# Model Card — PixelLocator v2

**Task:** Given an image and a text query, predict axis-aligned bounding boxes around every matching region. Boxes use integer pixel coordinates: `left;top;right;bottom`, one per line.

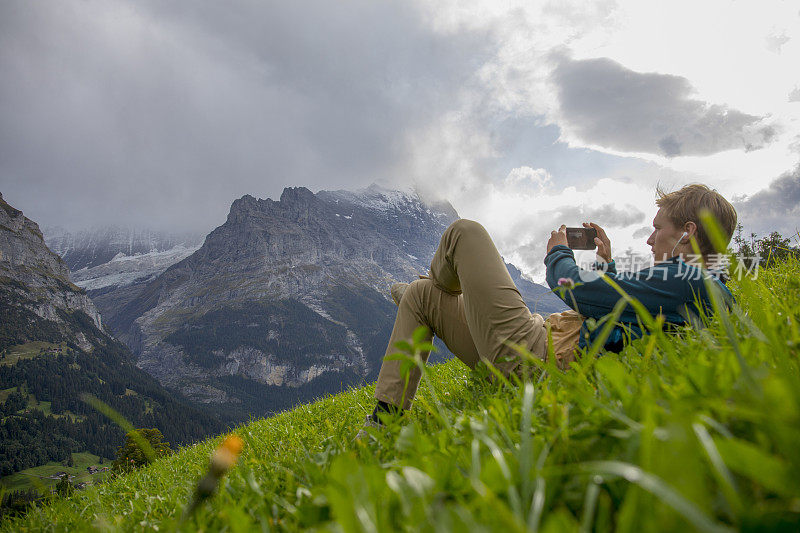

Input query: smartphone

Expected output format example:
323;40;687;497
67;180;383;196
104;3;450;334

566;227;597;250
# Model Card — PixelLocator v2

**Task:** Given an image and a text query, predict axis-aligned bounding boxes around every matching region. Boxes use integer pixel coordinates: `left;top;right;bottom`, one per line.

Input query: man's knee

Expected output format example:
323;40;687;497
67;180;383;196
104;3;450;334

397;278;435;330
446;218;486;237
402;278;434;308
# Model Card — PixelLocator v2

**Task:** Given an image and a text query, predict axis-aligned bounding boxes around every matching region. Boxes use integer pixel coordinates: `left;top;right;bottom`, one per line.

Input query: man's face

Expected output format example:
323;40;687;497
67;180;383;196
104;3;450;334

646;208;685;263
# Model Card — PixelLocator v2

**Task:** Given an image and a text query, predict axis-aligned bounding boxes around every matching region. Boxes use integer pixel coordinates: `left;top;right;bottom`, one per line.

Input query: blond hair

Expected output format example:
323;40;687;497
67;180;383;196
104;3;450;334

656;184;738;257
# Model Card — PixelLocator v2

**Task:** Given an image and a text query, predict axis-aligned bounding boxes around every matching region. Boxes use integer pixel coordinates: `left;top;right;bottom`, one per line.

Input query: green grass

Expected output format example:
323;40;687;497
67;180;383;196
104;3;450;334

0;453;111;492
3;259;800;531
1;392;84;422
0;388;16;403
0;342;65;366
26;398;50;416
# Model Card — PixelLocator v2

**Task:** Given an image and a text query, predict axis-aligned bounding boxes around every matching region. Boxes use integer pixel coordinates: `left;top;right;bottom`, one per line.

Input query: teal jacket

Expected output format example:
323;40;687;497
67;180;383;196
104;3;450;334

543;245;733;352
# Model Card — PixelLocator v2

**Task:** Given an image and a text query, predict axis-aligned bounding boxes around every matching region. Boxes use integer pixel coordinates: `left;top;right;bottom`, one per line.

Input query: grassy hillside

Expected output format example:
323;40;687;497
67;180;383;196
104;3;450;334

0;342;67;367
3;258;800;531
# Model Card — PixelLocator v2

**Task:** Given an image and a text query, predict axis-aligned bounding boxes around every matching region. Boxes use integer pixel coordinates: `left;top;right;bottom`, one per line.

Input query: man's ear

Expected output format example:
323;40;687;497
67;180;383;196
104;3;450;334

683;221;698;241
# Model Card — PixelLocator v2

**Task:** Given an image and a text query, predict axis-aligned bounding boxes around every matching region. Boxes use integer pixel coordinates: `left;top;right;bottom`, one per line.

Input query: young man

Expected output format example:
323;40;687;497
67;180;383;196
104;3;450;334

543;184;737;353
361;184;737;429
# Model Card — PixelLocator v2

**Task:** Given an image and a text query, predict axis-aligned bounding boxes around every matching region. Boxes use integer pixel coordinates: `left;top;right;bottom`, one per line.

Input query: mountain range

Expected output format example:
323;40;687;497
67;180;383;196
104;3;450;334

51;185;566;420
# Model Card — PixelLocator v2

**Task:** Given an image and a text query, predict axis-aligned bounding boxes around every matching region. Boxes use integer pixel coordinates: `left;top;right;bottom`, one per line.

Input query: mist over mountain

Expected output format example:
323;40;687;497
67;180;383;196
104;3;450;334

44;226;203;270
42;227;203;294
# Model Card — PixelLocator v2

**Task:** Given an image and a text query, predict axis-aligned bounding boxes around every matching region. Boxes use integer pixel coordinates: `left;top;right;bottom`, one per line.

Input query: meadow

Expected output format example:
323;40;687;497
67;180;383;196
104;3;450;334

0;453;109;492
2;256;799;532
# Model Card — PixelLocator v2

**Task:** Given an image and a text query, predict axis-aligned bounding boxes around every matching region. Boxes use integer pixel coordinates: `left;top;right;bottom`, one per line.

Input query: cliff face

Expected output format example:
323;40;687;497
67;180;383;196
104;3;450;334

0;192;102;346
82;184;566;414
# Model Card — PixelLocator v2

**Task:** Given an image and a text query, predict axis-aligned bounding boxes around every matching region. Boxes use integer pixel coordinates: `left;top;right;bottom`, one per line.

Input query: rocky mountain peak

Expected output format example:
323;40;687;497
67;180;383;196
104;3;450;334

0;194;103;338
229;187;319;218
1;192;69;282
83;184;565;411
229;193;260;213
279;186;316;205
96;185;464;405
278;187;319;225
1;191;22;218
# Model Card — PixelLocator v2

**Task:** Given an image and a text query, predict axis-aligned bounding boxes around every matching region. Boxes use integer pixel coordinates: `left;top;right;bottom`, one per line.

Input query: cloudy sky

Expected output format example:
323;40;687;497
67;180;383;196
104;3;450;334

2;0;799;280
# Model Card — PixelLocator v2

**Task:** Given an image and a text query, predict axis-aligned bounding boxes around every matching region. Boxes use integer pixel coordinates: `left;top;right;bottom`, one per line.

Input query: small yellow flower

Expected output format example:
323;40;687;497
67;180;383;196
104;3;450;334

210;435;244;475
183;434;245;519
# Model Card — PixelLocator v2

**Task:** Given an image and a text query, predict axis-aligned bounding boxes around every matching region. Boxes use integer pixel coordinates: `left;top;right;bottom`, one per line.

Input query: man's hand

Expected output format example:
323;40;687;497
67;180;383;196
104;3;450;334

546;224;567;253
583;222;612;263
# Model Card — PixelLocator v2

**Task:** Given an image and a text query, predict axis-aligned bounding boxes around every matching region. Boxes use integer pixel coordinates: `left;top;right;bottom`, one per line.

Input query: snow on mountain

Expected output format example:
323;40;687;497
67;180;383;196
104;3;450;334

70;243;202;290
321;183;457;217
43;226;204;291
44;226;203;271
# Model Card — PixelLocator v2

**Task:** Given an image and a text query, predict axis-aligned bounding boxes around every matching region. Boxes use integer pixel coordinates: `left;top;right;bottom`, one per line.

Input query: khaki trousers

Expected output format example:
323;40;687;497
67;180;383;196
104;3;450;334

374;219;548;409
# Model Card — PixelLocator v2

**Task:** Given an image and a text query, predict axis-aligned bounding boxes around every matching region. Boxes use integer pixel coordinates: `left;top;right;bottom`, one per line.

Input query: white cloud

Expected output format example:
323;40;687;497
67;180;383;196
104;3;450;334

503;167;552;189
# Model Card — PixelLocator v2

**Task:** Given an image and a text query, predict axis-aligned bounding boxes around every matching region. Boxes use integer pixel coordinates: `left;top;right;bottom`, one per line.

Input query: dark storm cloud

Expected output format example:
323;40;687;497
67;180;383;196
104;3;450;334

735;164;800;237
0;0;490;232
550;53;777;157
